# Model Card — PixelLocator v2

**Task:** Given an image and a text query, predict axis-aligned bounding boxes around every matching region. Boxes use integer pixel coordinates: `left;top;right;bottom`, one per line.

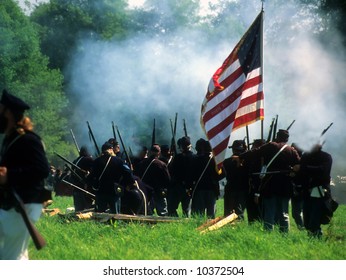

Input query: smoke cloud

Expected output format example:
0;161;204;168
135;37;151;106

66;0;346;178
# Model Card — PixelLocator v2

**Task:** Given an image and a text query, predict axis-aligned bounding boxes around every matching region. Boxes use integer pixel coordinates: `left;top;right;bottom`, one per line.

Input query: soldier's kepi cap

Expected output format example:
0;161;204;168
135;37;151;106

228;140;246;151
0;89;30;112
252;138;266;148
107;138;119;147
178;136;191;148
150;144;161;153
276;129;289;142
102;142;114;152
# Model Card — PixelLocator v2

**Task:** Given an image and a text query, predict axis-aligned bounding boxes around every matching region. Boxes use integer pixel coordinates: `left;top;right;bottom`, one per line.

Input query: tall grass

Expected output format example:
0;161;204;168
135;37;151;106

29;195;346;260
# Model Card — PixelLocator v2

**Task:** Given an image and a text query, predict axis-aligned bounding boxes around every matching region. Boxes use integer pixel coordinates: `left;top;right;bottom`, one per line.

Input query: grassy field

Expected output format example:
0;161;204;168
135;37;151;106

29;194;346;260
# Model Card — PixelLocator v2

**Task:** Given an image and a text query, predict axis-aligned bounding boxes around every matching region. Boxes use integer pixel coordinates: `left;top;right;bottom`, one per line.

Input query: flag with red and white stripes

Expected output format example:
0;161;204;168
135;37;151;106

201;11;264;169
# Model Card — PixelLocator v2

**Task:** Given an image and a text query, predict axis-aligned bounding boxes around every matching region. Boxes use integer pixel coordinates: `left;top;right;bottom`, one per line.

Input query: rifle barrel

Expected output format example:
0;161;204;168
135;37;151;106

321;122;333;137
183;118;188;137
115;125;133;170
286;120;296;131
173;113;178;137
170;113;178;156
252;170;292;175
272;115;278;141
11;189;46;250
70;129;80;153
112;121;117;141
245;125;250;148
151;118;156;146
266;118;275;143
86;121;100;156
54;152;88;175
62;180;95;198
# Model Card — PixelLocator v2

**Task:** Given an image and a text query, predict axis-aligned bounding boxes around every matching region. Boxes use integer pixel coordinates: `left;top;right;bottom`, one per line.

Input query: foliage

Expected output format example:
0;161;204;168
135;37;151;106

0;0;73;162
30;196;346;260
30;0;134;71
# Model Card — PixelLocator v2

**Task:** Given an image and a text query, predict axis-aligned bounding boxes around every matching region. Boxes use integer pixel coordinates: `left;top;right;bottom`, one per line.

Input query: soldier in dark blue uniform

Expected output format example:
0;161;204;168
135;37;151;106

0;89;50;259
69;146;94;211
246;139;266;223
223;140;248;219
88;142;135;214
240;130;300;232
292;144;333;238
135;144;171;216
190;138;222;219
167;136;195;217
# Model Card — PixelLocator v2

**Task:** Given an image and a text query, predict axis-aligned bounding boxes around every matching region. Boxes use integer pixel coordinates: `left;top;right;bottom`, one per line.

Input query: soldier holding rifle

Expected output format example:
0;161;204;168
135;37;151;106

0;89;50;259
135;144;171;216
88;142;136;214
292;124;334;238
240;129;300;233
223;140;248;220
69;146;94;211
168;136;195;217
189;138;222;219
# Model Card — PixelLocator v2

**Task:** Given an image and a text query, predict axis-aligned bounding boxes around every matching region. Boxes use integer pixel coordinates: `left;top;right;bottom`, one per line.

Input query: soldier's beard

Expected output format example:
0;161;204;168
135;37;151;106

0;114;8;134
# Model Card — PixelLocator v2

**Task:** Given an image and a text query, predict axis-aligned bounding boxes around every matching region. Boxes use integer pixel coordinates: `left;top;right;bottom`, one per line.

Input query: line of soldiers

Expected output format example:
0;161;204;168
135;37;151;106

53;127;334;238
224;129;334;238
53;135;223;219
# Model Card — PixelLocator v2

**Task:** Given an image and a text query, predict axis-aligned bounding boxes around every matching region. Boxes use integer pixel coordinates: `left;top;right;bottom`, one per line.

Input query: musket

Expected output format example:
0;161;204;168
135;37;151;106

321;122;333;137
54;152;88;175
170;118;174;137
286;120;295;131
170;113;178;156
188;153;213;217
252;170;292;175
129;146;134;158
173;113;177;139
183;118;188;137
151;118;156;146
70;129;80;153
266;117;275;143
63;163;90;187
245;125;250;149
86;121;100;156
111;121;117;141
61;179;95;198
115;125;133;171
272;115;278;141
11;188;46;250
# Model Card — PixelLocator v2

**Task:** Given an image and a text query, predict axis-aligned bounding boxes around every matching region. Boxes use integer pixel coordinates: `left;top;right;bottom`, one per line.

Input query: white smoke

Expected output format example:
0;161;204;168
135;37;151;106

66;0;346;176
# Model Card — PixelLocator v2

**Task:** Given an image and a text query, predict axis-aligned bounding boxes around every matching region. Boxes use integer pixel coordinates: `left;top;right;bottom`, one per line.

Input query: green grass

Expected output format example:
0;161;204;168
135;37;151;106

29;195;346;260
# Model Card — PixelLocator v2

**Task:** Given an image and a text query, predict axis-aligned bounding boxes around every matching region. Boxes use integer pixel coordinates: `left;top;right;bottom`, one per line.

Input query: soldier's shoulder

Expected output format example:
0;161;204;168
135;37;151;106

17;130;38;140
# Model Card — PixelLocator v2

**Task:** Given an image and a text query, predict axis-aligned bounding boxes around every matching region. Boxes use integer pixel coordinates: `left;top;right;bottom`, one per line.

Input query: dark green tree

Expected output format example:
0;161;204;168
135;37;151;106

0;0;72;162
30;0;134;71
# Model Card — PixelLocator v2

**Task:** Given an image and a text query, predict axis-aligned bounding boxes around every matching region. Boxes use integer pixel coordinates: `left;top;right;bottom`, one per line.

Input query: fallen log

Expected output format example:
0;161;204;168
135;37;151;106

58;210;183;224
199;212;238;234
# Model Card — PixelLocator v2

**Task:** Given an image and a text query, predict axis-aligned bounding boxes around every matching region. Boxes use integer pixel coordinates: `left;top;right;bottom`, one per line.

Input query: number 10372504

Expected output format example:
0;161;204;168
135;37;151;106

196;266;244;276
